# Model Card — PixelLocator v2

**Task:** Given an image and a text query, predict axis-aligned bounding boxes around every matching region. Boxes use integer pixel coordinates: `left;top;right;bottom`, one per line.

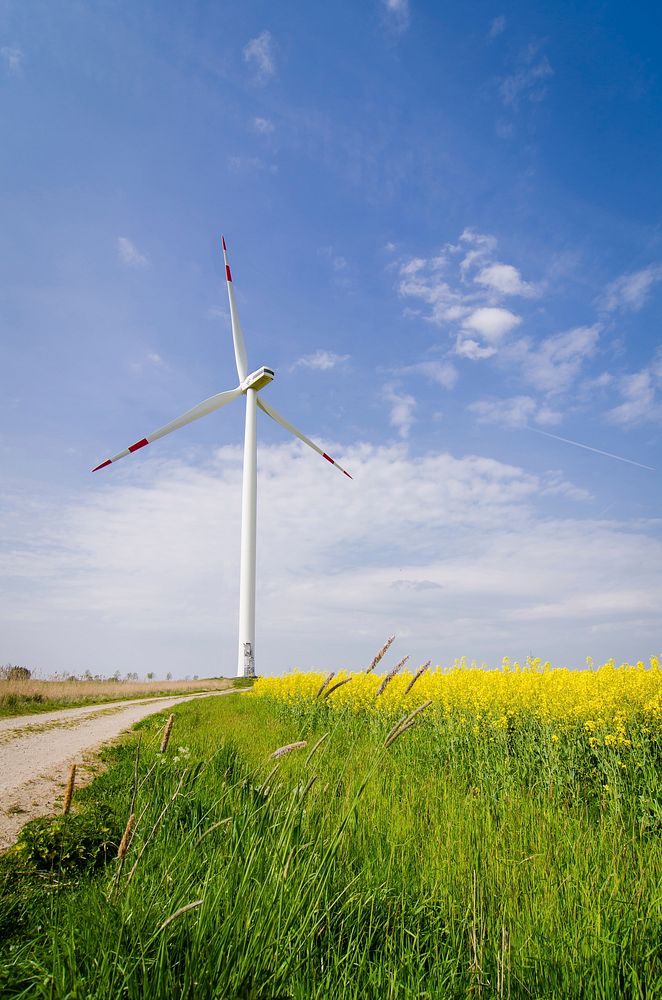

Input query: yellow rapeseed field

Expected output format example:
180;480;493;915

253;656;662;744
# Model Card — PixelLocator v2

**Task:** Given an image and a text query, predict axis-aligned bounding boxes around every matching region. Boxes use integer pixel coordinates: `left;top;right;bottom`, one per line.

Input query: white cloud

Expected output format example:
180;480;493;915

583;372;614;391
468;395;562;429
397;230;535;360
319;246;350;285
319;246;348;272
2;443;659;678
606;369;661;427
129;352;165;374
499;42;554;108
475;263;538;298
469;395;535;427
117;237;149;269
396;360;458;389
207;305;229;321
458;228;498;276
462;307;522;343
489;16;506;39
227;154;277;174
600;264;662;313
454;338;497;361
383;0;410;33
252;116;275;134
536;405;564;426
243;30;276;82
293;350;350;372
383;385;416;438
1;45;23;74
519;325;600;394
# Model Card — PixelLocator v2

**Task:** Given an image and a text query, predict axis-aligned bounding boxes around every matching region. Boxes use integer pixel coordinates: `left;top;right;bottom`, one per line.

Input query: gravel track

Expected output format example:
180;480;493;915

0;690;234;851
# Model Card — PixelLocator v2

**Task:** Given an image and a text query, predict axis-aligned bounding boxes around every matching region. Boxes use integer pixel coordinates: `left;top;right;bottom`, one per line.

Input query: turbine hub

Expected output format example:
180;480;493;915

242;366;275;392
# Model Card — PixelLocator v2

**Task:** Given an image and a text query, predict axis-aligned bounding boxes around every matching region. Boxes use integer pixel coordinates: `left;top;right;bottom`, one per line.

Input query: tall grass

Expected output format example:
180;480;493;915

1;693;660;998
0;676;235;718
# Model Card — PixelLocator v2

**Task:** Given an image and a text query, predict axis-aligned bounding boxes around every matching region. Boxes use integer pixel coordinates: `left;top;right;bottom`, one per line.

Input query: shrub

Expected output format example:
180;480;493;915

11;805;118;873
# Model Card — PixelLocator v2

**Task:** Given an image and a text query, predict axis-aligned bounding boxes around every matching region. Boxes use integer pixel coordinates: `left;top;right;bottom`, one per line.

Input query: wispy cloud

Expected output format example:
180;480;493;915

606;367;662;427
252;116;275;135
129;352;166;375
293;350;350;372
499;41;554;108
384;384;416;437
319;245;350;286
207;305;229;321
468;395;561;428
395;360;458;389
383;0;410;34
1;45;23;74
243;30;276;83
319;246;348;272
489;16;506;39
398;231;605;413
227;154;278;174
600;264;662;313
517;325;600;394
117;237;149;269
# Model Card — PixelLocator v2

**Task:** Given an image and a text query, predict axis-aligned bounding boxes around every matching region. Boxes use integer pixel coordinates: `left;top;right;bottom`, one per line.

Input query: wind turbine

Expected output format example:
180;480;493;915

92;237;351;677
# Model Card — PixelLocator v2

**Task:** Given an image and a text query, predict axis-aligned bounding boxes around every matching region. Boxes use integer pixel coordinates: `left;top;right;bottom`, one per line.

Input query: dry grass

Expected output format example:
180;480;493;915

0;676;234;717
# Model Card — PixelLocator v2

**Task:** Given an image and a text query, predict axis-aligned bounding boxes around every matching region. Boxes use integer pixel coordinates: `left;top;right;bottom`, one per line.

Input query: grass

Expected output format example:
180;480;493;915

0;676;244;718
0;692;660;998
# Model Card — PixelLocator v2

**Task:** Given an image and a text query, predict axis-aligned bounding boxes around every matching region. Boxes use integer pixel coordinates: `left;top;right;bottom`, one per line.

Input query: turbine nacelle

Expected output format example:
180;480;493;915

241;366;275;393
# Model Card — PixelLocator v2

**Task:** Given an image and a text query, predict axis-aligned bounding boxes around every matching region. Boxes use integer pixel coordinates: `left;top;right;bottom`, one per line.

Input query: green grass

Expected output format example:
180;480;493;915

0;693;660;998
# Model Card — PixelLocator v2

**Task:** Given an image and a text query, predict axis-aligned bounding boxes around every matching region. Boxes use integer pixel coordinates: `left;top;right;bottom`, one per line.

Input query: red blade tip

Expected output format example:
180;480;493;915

92;459;112;472
221;235;227;251
128;438;149;453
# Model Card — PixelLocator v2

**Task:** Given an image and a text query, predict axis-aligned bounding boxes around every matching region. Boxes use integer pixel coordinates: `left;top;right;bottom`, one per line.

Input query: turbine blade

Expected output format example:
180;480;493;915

257;396;352;479
92;387;241;471
221;236;248;383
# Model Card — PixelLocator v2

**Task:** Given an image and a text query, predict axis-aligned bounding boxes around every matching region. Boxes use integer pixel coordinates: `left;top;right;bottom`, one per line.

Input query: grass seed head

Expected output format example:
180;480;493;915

117;813;136;860
323;677;352;699
270;740;308;759
315;672;335;698
375;655;409;698
384;699;433;747
404;661;431;695
157;899;204;934
365;635;396;674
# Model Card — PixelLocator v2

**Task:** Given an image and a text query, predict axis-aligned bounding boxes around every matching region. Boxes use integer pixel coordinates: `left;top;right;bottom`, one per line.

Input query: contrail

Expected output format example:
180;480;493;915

529;428;655;472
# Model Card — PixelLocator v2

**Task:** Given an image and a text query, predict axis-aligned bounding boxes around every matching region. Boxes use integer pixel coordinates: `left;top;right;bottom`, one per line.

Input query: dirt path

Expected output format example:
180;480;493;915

0;690;236;851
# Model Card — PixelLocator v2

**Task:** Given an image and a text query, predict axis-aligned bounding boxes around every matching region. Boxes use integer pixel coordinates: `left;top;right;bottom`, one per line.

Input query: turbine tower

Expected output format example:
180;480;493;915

92;237;351;677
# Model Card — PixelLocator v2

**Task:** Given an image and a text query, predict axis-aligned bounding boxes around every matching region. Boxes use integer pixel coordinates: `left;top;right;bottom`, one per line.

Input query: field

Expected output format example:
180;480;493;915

1;658;661;998
0;676;238;718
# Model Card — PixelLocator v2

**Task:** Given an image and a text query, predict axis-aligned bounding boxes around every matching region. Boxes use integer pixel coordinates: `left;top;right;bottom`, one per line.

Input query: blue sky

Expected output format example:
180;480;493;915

1;0;661;678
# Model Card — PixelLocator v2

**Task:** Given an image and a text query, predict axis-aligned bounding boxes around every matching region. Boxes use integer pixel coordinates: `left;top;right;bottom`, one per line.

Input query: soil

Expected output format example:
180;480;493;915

0;691;234;851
